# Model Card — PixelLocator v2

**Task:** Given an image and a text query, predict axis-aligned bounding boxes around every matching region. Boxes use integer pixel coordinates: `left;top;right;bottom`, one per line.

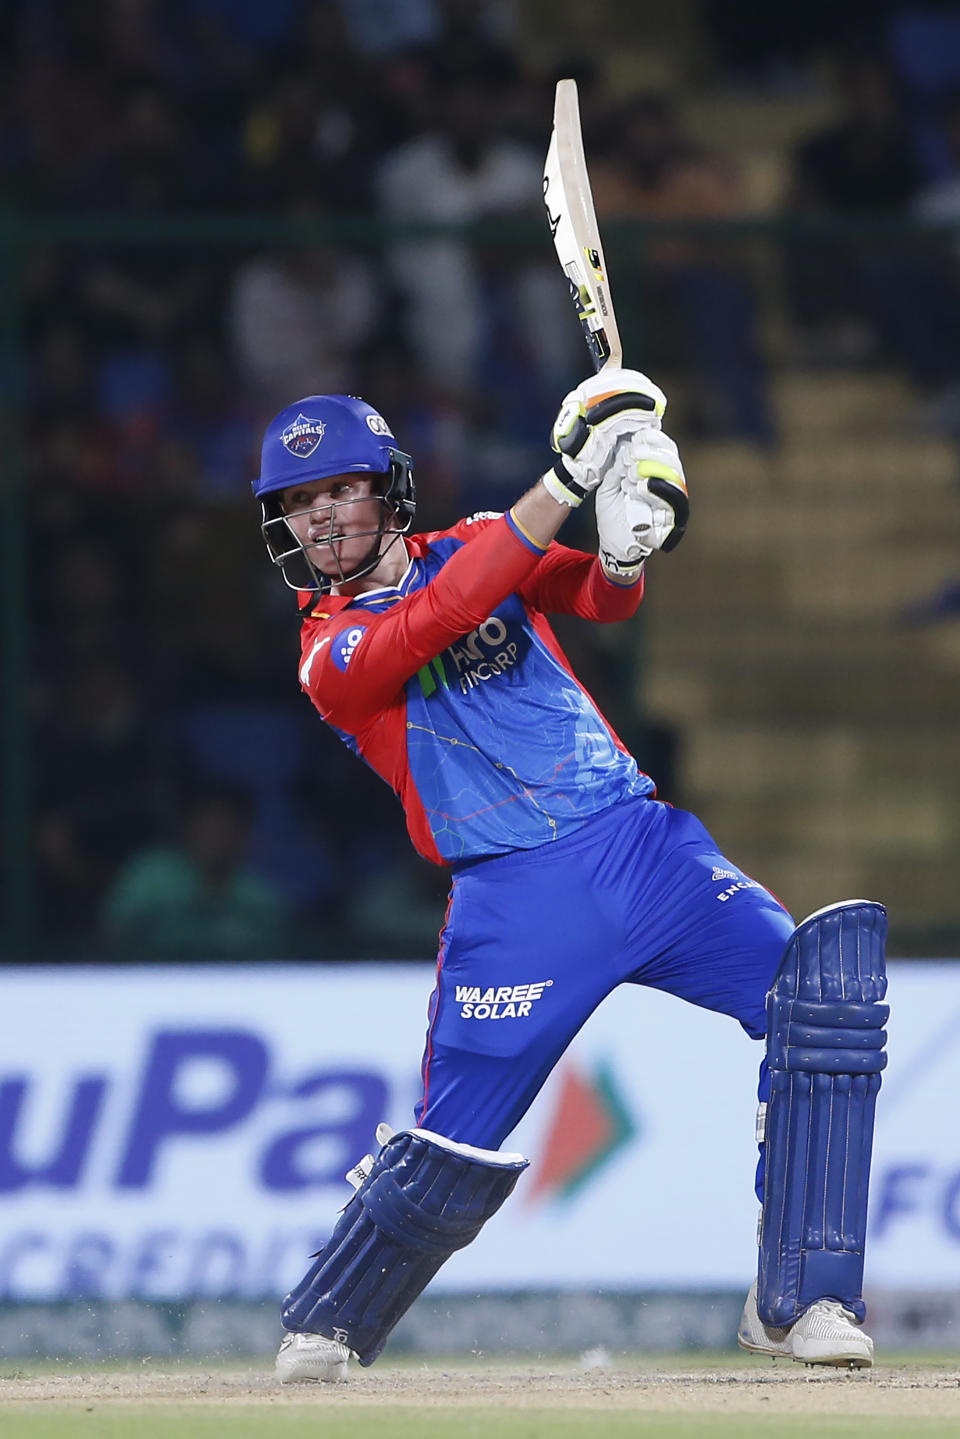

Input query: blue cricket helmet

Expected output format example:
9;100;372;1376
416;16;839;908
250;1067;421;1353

254;394;402;496
253;394;415;592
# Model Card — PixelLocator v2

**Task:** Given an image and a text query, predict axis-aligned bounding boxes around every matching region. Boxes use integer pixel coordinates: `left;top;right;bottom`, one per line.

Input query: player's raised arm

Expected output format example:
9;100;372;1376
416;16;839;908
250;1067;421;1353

287;375;670;730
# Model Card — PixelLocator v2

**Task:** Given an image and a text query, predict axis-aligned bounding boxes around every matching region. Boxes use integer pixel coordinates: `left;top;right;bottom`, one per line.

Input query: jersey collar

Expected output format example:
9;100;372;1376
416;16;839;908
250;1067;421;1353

297;543;419;618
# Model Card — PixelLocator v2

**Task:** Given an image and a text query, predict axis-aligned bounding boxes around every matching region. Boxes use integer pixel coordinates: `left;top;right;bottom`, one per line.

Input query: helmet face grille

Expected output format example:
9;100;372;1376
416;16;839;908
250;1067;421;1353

260;450;415;592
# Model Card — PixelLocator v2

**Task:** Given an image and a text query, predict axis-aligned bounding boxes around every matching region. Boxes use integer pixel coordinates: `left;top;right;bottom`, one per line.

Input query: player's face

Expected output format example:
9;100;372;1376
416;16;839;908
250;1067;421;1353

279;473;389;579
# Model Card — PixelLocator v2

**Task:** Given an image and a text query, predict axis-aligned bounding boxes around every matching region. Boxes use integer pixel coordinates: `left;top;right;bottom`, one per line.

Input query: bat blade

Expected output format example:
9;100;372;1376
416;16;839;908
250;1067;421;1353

542;78;622;373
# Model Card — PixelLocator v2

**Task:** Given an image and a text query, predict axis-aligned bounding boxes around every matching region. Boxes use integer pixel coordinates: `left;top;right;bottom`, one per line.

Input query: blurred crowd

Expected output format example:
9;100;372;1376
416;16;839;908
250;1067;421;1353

4;0;960;958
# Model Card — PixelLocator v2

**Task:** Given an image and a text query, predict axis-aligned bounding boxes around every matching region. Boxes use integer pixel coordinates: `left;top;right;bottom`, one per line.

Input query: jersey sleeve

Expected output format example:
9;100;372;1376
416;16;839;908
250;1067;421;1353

417;511;505;546
298;513;548;732
423;513;643;623
519;543;645;621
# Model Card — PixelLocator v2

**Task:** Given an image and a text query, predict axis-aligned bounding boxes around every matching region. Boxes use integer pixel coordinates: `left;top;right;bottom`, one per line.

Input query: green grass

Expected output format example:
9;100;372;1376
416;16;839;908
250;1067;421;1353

2;1411;960;1439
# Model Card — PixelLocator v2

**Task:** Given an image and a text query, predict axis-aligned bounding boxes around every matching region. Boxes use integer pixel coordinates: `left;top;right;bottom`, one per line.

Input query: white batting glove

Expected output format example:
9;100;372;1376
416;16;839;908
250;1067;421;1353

595;428;689;581
542;367;667;508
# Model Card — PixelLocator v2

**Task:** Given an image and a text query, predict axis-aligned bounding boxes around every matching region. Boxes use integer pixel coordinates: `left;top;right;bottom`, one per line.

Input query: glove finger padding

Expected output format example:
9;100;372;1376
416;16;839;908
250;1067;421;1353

553;390;657;462
595;429;688;577
580;367;666;414
638;470;689;553
544;369;668;509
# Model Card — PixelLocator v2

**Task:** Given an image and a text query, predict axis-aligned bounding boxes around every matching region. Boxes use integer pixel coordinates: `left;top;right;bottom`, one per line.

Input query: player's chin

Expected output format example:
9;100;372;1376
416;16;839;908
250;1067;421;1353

312;538;364;573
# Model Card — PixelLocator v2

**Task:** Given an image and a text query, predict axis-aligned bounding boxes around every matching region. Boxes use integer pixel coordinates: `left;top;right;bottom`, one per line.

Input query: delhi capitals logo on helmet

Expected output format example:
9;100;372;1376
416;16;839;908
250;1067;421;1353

281;413;326;459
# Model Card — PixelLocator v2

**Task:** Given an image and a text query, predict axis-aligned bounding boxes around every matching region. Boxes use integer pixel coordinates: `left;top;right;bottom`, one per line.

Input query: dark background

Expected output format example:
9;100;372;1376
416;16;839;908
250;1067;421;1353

2;0;960;960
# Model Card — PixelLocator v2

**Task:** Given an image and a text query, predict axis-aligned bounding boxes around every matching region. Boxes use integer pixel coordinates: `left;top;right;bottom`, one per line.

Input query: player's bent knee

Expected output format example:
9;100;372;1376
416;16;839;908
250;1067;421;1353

757;900;888;1328
282;1128;528;1365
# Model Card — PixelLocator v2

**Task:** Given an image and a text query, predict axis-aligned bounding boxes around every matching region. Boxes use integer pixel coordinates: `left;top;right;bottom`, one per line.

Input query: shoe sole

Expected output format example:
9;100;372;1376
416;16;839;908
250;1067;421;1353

276;1367;348;1384
792;1348;873;1369
738;1336;872;1368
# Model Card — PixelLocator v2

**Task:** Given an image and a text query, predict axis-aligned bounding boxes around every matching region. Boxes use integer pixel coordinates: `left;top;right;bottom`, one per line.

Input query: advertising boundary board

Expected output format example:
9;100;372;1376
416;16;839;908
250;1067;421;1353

0;1290;956;1361
0;961;957;1311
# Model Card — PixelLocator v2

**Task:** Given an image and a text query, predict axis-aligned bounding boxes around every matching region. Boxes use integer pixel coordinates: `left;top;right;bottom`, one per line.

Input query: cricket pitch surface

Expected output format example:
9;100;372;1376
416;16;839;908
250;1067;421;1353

2;1354;959;1437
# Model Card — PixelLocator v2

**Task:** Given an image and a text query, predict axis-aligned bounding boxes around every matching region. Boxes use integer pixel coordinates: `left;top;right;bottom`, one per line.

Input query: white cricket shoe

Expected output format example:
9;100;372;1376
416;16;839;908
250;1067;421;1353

737;1282;874;1368
275;1331;352;1383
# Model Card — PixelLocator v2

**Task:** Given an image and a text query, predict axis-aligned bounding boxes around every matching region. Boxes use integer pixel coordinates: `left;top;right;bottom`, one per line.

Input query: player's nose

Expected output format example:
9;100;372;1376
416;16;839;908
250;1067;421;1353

307;502;333;539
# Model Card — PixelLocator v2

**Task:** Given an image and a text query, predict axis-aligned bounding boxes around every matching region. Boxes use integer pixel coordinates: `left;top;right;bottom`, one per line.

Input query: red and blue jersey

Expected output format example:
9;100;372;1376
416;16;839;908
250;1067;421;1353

296;512;654;864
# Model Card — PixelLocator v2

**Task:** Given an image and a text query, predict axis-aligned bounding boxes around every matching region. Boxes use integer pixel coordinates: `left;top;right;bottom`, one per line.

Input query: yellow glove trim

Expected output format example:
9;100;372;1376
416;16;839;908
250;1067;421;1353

550;399;587;451
635;459;687;495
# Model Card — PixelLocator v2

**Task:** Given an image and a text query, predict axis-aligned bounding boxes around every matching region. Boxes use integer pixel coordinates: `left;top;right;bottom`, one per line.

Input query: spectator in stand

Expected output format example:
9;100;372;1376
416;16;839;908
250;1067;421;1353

240;67;371;213
331;0;441;58
69;80;224;497
28;326;95;420
228;198;381;411
414;0;521;92
4;39;115;210
700;0;882;87
79;84;217;340
911;88;960;433
787;49;960;409
902;88;960;620
164;336;260;504
915;89;960;236
332;0;518;73
590;92;774;444
237;3;410;213
21;247;92;386
793;53;922;213
33;656;162;949
374;69;576;403
100;784;290;959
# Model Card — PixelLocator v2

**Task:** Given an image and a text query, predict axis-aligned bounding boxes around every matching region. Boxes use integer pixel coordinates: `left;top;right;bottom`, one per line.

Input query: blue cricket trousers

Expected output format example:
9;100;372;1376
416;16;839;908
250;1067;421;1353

415;796;794;1171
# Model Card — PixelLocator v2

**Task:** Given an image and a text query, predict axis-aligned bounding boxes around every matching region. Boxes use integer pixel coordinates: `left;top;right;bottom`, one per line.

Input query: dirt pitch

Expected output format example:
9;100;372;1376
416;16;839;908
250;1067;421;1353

2;1355;959;1420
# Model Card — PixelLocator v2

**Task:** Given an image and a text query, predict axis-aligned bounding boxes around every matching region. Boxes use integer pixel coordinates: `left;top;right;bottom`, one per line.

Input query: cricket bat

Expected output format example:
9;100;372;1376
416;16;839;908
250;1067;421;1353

542;78;623;374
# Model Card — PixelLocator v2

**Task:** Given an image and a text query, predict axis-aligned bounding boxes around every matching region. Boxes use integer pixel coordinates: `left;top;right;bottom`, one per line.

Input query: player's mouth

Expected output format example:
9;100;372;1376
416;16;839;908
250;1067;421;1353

310;529;376;566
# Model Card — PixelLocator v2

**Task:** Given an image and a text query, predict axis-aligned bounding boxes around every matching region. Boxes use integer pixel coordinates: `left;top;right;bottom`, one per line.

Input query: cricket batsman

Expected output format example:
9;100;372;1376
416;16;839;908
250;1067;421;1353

252;373;888;1381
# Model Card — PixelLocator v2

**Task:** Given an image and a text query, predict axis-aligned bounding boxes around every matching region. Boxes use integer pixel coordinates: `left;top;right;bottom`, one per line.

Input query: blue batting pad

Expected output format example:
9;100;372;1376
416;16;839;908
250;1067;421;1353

757;900;888;1327
282;1128;527;1364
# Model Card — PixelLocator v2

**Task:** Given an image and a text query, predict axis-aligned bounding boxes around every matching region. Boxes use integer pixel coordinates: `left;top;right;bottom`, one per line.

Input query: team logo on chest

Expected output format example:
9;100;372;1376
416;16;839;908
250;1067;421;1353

281;413;326;458
332;623;366;671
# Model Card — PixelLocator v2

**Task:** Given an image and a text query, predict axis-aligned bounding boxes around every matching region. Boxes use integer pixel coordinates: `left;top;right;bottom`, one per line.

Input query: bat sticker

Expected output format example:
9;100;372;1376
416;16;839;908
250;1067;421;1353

584;246;606;283
542;175;561;240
